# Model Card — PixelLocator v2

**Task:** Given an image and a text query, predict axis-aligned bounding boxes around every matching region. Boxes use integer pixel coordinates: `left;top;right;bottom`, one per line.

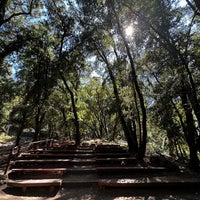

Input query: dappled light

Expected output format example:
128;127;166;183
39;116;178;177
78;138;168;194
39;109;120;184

125;25;134;37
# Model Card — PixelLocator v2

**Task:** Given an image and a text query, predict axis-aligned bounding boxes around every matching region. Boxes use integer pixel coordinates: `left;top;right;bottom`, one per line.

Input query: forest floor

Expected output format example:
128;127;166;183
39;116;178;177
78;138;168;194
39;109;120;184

1;141;200;200
0;183;200;200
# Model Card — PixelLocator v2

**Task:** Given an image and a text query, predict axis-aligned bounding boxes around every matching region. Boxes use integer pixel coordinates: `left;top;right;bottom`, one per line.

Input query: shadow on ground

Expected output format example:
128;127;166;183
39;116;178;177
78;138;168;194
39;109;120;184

46;186;200;200
2;186;59;198
1;184;200;200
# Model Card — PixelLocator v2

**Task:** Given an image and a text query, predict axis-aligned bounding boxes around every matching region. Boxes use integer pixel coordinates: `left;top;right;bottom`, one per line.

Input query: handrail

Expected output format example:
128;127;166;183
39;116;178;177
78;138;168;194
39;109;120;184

28;139;54;150
4;139;54;175
4;146;19;175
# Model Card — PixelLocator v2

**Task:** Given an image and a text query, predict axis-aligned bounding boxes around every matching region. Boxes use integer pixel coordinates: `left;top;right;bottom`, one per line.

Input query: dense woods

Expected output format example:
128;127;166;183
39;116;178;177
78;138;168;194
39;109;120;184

0;0;200;170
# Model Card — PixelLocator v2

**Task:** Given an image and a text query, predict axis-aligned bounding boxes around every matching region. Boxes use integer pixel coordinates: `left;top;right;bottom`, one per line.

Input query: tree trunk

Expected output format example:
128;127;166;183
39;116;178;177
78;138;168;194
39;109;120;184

33;107;45;141
193;0;200;12
181;83;199;171
61;76;80;146
106;63;138;153
34;108;40;141
131;2;200;132
15;109;26;147
15;125;24;147
61;107;70;137
95;39;138;153
113;9;147;159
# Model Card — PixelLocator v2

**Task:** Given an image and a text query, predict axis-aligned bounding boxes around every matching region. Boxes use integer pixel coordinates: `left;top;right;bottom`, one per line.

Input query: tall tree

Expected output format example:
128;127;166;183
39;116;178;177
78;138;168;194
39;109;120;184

0;0;40;66
128;0;200;169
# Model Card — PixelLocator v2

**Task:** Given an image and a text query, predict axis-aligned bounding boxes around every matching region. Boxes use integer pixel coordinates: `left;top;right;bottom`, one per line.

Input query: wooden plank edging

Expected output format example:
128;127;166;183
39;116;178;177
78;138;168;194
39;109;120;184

7;179;62;192
11;168;68;174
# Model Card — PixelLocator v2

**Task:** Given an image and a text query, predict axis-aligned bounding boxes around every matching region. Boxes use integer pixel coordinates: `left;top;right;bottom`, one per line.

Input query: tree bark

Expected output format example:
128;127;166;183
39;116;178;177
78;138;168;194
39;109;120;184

112;6;147;159
106;62;138;153
181;82;199;171
61;75;80;146
15;108;27;147
194;0;200;11
15;125;24;147
94;36;138;153
33;106;45;141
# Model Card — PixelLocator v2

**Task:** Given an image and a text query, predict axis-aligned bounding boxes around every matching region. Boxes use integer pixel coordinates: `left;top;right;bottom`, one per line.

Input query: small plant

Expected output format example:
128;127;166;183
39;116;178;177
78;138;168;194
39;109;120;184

0;135;15;143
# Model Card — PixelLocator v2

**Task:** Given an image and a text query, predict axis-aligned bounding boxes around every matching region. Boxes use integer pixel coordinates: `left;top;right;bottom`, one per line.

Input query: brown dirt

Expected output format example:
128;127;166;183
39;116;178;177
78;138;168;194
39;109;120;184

1;180;200;200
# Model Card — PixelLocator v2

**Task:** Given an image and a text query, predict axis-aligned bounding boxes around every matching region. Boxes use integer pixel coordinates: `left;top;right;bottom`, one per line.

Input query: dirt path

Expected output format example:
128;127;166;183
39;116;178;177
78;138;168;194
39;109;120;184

1;182;200;200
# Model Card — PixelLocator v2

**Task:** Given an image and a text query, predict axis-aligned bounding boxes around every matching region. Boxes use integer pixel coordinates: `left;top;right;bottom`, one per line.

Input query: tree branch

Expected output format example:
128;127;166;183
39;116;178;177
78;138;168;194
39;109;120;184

0;0;34;27
186;0;197;12
193;0;200;12
185;0;200;15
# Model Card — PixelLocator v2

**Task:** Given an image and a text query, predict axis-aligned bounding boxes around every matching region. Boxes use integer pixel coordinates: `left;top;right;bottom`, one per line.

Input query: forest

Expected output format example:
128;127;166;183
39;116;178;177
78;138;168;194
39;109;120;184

0;0;200;171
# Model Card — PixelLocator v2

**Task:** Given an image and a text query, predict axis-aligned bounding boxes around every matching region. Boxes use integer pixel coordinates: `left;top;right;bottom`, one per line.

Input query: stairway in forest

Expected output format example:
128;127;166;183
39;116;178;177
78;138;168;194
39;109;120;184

62;146;97;186
5;140;200;192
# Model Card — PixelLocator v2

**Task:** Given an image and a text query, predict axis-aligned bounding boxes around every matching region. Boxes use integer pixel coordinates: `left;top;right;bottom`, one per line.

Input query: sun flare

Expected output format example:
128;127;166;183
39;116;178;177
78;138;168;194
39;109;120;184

125;25;133;36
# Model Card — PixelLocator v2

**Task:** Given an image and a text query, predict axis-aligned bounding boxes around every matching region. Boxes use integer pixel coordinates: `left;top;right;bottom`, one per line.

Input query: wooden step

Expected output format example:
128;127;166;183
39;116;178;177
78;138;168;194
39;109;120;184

68;166;96;174
62;174;98;186
29;149;94;154
20;153;75;159
95;153;130;158
77;145;95;150
96;144;121;149
71;159;95;165
20;153;94;159
14;159;70;163
11;168;68;175
73;153;95;159
7;179;62;192
13;158;94;167
95;157;137;165
96;166;168;174
95;145;127;153
12;159;70;168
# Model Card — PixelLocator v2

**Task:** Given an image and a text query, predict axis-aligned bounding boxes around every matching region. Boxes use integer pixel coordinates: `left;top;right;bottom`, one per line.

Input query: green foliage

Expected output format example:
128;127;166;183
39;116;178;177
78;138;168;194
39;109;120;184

0;135;15;143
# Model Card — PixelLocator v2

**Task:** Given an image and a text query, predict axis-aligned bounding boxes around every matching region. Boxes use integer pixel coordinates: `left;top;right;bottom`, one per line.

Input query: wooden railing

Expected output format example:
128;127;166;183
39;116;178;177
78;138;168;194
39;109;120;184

4;146;20;175
4;139;54;175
